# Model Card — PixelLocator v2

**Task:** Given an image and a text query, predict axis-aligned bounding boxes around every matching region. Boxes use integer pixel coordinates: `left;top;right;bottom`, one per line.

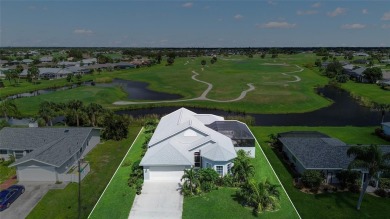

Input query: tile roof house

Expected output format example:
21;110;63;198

0;127;100;182
277;131;390;183
140;108;255;182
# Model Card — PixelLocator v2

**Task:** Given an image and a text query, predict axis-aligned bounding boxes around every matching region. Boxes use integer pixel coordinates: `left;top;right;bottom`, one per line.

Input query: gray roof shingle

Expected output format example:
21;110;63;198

1;127;96;167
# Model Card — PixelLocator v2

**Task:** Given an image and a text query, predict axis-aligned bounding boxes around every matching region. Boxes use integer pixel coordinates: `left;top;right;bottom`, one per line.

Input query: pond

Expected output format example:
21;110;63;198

97;79;183;100
5;79;183;101
116;86;389;126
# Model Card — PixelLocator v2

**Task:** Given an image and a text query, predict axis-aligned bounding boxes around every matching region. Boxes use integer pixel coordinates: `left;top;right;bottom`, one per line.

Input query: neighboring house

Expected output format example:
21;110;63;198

114;62;136;69
21;68;73;79
0;60;9;67
352;59;369;65
140;108;255;182
22;59;34;65
343;66;367;82
277;131;390;184
39;56;53;63
354;52;370;57
382;122;390;136
0;127;100;182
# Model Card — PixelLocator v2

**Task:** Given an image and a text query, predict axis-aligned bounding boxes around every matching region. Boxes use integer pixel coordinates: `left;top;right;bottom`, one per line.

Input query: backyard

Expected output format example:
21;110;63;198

251;126;390;219
26;126;142;219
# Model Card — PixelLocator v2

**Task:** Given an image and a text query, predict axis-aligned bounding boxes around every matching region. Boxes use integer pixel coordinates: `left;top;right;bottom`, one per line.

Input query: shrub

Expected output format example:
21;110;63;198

336;170;360;189
198;168;219;192
301;170;324;189
375;188;388;198
379;178;390;190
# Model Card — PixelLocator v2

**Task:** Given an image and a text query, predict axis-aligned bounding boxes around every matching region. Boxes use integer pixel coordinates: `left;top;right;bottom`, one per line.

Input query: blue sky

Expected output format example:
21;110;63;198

1;0;390;47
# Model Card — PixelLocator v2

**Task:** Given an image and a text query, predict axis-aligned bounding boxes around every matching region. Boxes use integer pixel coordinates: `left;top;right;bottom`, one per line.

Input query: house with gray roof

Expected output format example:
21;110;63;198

140;108;255;182
0;127;100;182
278;131;390;184
382;122;390;136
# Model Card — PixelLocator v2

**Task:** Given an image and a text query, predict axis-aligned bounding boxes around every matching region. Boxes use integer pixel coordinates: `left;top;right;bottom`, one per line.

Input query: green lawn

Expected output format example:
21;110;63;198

88;128;145;219
341;81;390;105
0;164;16;185
251;126;390;219
27;126;142;219
14;85;127;116
182;141;300;219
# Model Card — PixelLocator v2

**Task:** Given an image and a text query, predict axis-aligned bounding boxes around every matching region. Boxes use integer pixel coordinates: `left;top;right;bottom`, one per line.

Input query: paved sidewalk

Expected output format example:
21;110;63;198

129;181;183;219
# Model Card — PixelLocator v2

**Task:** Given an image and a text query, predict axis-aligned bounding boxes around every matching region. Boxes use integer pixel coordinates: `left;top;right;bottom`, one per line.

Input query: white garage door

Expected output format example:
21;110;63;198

149;166;186;182
17;166;57;182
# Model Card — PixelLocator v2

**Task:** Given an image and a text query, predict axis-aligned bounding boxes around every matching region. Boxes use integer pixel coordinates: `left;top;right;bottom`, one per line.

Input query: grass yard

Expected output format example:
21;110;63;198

182;141;300;219
14;85;127;116
27;126;142;219
341;81;390;105
0;165;16;185
251;126;390;219
88;128;145;219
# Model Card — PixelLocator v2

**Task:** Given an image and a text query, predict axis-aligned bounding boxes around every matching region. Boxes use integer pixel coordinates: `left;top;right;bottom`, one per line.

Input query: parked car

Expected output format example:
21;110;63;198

0;185;25;211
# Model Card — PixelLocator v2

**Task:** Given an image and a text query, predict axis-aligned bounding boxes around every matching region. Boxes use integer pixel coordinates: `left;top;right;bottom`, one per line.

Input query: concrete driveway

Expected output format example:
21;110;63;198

129;181;183;219
0;182;68;219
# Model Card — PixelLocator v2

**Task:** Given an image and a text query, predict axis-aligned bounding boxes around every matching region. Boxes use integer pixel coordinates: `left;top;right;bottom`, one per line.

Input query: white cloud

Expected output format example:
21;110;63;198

182;2;193;8
327;7;346;17
234;14;243;20
382;11;390;20
267;1;277;6
73;29;93;34
341;23;366;29
297;10;318;15
312;2;321;8
257;21;296;29
362;9;368;14
382;24;390;29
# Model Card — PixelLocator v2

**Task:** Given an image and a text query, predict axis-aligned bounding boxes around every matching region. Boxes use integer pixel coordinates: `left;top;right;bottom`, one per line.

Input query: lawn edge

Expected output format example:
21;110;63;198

248;125;302;219
87;127;144;218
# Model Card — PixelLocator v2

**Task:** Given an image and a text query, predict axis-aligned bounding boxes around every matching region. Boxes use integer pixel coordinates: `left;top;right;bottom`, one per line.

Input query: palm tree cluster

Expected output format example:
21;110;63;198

231;150;255;185
238;179;281;214
181;168;221;196
0;99;20;120
38;100;129;140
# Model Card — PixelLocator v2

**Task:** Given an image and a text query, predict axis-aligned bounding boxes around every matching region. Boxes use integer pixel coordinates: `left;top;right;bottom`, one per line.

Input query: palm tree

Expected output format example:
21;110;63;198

181;168;199;195
86;103;103;127
239;178;280;214
347;144;390;210
28;65;39;84
67;100;84;127
38;101;57;126
0;99;20;120
372;103;390;123
232;150;255;184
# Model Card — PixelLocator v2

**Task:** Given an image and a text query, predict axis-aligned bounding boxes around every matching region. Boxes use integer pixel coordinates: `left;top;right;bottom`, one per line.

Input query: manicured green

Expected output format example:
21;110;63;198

88;129;145;219
27;126;142;219
14;85;127;116
341;81;390;105
182;142;299;219
251;126;390;219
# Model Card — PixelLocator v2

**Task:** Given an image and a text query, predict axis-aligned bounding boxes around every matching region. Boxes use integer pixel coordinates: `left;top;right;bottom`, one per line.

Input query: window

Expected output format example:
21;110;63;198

216;166;223;176
0;150;7;155
227;163;232;174
194;152;201;168
14;150;24;159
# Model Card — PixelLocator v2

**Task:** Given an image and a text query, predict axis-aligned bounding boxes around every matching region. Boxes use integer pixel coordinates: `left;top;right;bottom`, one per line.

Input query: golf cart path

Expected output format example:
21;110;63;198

113;64;302;105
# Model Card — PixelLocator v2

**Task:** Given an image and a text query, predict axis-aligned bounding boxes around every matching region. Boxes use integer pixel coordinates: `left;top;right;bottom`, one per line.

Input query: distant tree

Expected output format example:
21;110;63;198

314;59;322;67
166;57;175;66
347;144;390;210
38;101;57;126
15;64;24;84
75;73;82;82
260;53;266;59
201;60;206;66
4;70;13;84
97;68;102;75
325;61;343;78
67;100;84;127
210;59;215;64
363;67;382;83
28;65;39;84
271;54;278;58
66;74;73;82
85;103;104;127
101;113;130;140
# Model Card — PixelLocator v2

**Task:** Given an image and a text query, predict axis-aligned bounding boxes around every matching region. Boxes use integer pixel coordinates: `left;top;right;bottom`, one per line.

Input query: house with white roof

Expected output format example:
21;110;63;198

140;108;255;182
